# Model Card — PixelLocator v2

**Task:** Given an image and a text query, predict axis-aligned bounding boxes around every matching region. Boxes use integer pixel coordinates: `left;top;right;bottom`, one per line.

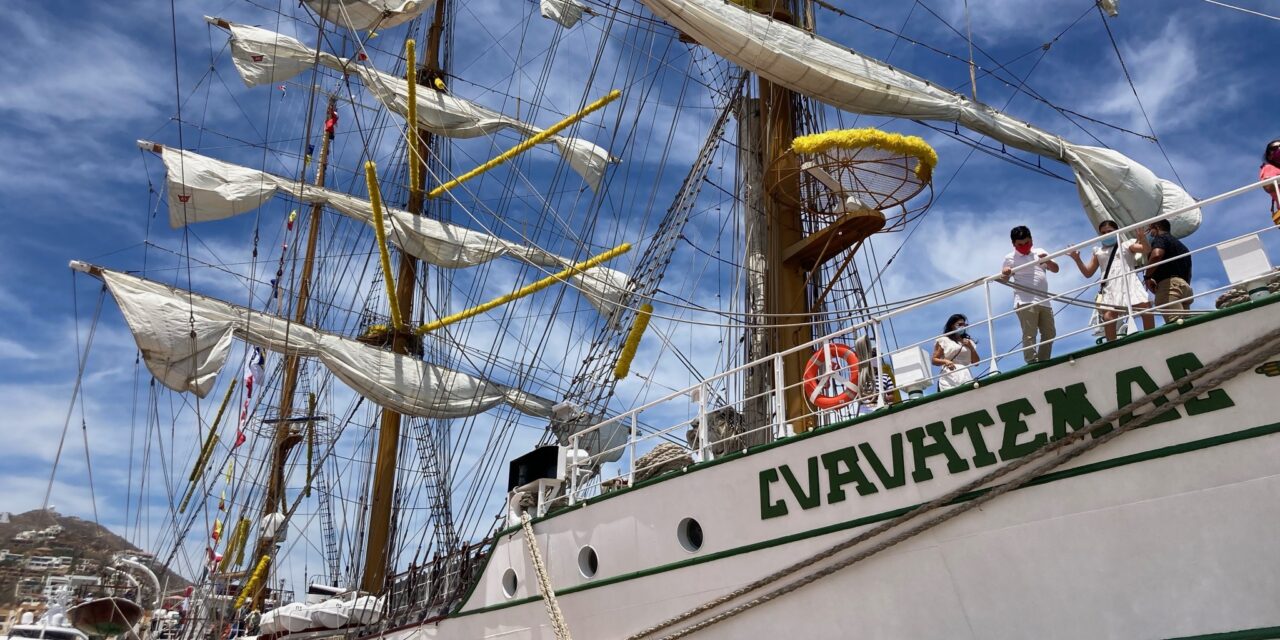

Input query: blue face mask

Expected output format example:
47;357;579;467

1100;235;1117;247
1146;232;1156;243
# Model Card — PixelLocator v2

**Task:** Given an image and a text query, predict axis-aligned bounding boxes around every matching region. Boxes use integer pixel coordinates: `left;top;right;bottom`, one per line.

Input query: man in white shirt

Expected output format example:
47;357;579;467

1001;225;1060;364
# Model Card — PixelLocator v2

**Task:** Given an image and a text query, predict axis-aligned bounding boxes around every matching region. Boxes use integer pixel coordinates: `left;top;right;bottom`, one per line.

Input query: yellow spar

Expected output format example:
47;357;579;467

416;242;631;335
405;40;420;196
365;161;405;330
428;89;621;199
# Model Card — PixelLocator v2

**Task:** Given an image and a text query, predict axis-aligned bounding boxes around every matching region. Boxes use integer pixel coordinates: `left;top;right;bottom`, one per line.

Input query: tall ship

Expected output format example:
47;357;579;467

51;0;1280;638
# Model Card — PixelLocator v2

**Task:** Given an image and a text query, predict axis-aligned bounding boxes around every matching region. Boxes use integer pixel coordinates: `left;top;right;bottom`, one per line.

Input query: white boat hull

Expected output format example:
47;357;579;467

378;297;1280;639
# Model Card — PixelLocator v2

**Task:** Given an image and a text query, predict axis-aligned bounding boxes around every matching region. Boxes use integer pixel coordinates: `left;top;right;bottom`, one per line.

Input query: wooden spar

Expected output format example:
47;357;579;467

415;242;631;335
247;93;339;609
427;89;621;199
758;0;816;433
305;393;316;497
360;0;448;594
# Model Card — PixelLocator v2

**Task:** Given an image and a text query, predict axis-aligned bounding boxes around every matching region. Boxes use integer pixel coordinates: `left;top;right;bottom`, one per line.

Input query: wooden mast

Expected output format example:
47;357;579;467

757;0;816;433
250;93;339;607
359;0;448;594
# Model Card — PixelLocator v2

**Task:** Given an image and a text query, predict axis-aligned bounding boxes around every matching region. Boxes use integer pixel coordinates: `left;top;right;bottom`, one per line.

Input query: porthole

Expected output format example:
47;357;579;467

677;517;703;553
501;568;518;598
577;545;599;578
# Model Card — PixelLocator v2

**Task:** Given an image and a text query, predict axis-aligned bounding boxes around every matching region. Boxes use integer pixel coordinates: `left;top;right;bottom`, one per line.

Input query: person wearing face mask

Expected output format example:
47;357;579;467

1260;139;1280;225
932;314;980;391
1141;218;1193;323
1067;219;1154;342
1001;225;1059;364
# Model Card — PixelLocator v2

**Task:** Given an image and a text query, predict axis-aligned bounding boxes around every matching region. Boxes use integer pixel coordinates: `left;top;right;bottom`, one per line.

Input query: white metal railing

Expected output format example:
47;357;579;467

561;175;1280;504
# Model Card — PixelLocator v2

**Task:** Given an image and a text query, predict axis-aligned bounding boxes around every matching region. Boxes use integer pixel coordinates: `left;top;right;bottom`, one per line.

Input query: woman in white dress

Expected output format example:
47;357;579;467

932;314;980;392
1067;219;1154;342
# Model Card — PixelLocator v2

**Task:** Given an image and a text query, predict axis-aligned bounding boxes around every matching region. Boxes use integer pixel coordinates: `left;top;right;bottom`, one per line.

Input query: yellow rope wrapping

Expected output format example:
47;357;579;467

428;89;622;199
613;303;653;379
365;161;404;329
791;128;938;183
433;77;446;91
232;517;251;567
417;243;632;335
218;517;250;573
233;554;271;610
405;40;419;196
179;378;238;513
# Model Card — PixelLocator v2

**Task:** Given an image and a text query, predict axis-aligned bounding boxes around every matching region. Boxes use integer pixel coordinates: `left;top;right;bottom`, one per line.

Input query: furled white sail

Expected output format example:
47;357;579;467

145;144;628;318
302;0;435;31
638;0;1200;236
540;0;586;28
217;20;616;190
76;264;555;419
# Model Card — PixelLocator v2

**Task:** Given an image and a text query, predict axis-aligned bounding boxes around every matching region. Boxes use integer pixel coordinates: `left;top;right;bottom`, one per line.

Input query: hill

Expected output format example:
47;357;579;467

0;509;188;606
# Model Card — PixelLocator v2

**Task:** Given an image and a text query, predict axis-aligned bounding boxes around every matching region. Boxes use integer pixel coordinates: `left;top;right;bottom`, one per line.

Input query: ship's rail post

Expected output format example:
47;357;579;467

628;413;638;486
696;381;710;460
569;433;580;505
983;279;999;375
872;320;886;408
772;354;787;437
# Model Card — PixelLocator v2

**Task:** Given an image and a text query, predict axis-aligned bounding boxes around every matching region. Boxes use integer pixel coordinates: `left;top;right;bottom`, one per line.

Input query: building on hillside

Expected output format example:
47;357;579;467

41;575;101;600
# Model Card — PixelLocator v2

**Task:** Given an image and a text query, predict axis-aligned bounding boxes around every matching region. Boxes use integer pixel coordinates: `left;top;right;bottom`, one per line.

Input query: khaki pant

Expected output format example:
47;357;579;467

1016;303;1055;364
1154;277;1193;323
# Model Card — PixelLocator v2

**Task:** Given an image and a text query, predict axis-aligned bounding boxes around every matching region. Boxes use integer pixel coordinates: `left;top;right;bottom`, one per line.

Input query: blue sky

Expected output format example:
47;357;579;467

1;0;1278;591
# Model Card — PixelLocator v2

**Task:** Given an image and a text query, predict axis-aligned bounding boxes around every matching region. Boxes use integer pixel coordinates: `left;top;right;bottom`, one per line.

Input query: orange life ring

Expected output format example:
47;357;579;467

803;343;860;410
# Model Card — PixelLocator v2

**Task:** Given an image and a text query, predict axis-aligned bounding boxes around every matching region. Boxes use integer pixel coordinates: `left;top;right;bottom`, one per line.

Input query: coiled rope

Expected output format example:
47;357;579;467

628;322;1280;639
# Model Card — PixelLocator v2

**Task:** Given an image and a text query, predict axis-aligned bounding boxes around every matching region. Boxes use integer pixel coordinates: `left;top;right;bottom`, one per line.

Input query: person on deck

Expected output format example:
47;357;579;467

933;314;979;391
1142;219;1194;323
1260;139;1280;225
1001;225;1059;364
1067;219;1153;342
853;335;899;414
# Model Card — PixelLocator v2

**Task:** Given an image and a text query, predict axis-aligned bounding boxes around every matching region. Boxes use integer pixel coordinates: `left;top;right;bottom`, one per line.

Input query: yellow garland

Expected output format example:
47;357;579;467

429;89;622;199
791;128;938;183
405;40;420;195
233;554;271;610
365;161;404;330
613;304;653;379
416;243;632;335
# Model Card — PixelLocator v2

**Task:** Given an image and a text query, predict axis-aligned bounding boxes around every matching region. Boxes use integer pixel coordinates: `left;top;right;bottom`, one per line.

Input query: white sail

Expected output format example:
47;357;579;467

302;0;435;31
146;144;628;318
637;0;1201;236
79;265;555;419
218;20;616;190
540;0;586;28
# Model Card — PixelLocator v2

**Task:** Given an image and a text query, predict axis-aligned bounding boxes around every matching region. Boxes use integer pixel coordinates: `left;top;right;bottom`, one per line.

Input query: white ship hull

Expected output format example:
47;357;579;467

381;295;1280;639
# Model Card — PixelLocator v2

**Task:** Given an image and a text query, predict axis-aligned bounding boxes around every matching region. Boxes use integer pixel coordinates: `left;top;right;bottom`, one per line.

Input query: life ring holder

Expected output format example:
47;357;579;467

803;342;860;410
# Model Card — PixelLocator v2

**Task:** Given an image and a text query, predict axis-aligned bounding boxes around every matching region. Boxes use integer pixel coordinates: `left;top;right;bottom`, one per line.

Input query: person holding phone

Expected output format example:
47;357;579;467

933;313;980;391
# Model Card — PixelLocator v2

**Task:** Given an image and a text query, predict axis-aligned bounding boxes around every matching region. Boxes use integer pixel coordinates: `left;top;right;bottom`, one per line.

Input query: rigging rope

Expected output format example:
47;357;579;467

630;321;1280;639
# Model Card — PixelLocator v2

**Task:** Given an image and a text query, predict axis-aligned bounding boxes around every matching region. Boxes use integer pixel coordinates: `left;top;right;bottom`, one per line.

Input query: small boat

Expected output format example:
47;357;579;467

346;596;383;626
273;603;312;633
65;597;144;637
305;599;349;630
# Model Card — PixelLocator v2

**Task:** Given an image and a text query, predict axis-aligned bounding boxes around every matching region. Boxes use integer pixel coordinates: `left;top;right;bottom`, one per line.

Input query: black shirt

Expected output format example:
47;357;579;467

1149;234;1192;283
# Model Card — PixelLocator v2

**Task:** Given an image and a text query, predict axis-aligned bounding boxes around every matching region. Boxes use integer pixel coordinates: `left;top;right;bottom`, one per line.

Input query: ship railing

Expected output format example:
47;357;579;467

563;175;1280;503
383;541;490;624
